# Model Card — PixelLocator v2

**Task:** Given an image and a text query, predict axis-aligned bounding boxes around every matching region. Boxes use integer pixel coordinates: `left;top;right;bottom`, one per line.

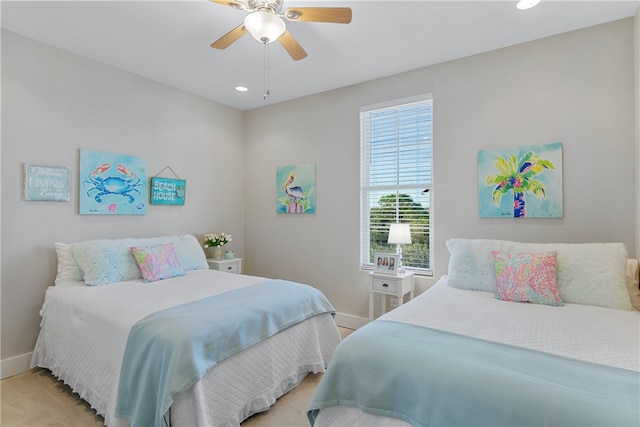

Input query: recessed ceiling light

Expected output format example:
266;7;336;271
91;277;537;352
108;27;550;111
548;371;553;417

517;0;540;10
235;86;249;92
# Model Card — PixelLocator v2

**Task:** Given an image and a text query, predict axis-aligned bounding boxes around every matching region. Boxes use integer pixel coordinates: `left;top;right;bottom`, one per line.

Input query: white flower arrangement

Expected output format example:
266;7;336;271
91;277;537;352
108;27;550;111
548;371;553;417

203;232;232;248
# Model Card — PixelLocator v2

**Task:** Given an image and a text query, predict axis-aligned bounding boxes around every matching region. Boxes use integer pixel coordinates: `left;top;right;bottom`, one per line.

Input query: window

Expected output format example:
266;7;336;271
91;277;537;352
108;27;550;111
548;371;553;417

360;94;433;275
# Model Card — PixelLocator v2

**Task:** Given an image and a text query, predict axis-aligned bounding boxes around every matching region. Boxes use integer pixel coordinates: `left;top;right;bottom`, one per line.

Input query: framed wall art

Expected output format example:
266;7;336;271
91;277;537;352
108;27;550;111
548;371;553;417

478;142;563;218
79;149;147;215
277;163;316;214
23;164;70;202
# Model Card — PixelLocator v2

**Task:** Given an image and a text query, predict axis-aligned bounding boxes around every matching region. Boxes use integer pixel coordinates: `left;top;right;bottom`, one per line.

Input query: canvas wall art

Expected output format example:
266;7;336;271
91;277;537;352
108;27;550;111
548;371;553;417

277;163;316;214
79;149;147;215
478;142;563;218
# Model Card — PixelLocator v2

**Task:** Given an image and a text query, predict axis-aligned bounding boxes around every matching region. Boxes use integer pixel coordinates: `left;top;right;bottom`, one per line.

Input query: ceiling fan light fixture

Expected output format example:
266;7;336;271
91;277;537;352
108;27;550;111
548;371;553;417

516;0;540;10
244;11;286;44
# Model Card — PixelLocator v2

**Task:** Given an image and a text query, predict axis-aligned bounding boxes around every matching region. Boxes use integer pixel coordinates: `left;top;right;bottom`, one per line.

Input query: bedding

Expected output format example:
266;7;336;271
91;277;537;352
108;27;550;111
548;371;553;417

115;280;335;426
309;239;640;426
446;239;632;310
70;235;208;285
54;242;84;282
309;277;640;426
310;319;639;426
35;236;341;427
129;243;186;282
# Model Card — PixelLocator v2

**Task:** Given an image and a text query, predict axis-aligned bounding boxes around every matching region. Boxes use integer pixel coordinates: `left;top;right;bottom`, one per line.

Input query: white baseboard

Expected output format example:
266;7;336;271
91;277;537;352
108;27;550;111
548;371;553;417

334;312;368;330
1;352;33;379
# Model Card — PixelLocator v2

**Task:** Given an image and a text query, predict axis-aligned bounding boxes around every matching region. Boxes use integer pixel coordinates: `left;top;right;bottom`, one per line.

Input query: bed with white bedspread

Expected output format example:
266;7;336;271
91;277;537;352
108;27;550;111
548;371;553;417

31;235;341;427
308;239;640;427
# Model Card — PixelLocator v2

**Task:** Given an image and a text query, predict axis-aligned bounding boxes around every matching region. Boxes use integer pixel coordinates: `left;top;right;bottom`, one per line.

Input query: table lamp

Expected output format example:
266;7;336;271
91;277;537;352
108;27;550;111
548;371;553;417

388;223;412;273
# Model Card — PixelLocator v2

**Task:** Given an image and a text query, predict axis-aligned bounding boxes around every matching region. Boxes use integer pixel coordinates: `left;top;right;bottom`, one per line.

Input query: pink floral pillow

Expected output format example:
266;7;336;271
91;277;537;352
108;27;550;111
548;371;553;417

130;243;186;283
491;251;563;306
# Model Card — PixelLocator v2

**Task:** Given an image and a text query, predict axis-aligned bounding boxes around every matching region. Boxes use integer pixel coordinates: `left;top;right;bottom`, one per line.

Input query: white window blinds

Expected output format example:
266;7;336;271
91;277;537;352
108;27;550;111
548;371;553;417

360;95;433;274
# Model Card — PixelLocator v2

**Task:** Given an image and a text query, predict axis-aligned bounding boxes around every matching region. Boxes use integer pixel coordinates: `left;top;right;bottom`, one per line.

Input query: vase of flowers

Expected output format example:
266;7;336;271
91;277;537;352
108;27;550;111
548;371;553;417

203;232;232;260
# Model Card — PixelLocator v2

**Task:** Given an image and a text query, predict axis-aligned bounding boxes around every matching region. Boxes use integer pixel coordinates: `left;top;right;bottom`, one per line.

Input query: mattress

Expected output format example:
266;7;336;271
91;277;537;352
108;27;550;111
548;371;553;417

313;275;640;426
31;269;341;426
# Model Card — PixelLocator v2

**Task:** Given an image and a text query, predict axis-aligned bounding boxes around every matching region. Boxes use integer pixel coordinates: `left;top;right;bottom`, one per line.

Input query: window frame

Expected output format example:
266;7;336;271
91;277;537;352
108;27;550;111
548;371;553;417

359;94;433;276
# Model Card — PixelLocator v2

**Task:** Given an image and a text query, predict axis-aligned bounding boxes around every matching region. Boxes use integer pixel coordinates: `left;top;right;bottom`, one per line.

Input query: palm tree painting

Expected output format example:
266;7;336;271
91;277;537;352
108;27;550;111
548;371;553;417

478;142;563;218
277;163;316;214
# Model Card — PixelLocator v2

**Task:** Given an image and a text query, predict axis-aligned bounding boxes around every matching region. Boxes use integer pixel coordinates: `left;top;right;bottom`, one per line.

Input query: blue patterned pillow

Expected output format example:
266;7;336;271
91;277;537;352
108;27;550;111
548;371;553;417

130;243;186;282
71;239;142;286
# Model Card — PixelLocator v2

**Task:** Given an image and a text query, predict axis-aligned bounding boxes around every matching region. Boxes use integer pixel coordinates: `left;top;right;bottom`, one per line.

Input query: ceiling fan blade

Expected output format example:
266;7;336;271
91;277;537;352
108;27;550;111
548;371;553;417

208;0;248;10
279;30;307;61
283;7;352;24
211;23;248;49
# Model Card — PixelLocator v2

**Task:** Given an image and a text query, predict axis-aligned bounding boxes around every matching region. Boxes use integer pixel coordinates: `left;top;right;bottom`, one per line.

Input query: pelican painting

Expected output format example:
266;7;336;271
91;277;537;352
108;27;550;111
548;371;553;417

277;164;316;214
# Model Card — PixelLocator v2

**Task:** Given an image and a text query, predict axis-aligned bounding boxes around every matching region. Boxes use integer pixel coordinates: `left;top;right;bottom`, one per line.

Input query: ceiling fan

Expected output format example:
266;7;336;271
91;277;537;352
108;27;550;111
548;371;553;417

209;0;352;61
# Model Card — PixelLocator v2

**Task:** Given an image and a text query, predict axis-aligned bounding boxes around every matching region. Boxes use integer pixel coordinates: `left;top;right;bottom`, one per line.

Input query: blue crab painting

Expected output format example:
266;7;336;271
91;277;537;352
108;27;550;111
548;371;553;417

79;149;147;215
83;163;143;204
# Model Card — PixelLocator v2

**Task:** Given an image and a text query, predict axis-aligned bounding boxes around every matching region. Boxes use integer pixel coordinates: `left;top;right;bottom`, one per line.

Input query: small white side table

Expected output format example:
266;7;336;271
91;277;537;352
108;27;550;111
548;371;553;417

207;258;242;274
368;271;415;321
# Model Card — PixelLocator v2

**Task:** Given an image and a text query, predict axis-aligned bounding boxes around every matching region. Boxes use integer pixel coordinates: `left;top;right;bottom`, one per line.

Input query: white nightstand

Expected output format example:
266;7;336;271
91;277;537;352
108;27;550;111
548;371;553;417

207;258;242;274
368;271;415;321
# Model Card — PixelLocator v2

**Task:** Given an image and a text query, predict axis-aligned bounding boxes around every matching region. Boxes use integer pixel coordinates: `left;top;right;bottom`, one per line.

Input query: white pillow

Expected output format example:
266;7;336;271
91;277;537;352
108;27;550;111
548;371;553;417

171;234;209;271
447;238;633;311
446;239;513;292
53;278;86;287
55;242;83;282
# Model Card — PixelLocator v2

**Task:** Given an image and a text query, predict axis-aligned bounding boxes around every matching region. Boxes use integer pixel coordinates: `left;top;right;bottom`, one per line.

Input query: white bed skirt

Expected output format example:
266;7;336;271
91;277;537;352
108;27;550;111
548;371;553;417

171;313;339;427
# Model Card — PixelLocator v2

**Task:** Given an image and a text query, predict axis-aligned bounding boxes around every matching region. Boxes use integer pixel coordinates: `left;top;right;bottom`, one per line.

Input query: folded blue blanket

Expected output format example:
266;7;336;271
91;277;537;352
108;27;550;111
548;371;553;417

308;320;640;427
115;279;335;427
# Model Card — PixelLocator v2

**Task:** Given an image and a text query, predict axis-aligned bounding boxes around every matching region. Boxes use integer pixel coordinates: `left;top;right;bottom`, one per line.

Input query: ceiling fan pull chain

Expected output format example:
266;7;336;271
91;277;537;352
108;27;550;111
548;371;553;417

263;41;271;100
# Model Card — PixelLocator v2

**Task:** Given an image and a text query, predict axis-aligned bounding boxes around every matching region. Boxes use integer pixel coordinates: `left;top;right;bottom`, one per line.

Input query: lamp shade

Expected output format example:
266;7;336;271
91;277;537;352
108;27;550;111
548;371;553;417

244;12;286;44
388;223;412;245
516;0;540;9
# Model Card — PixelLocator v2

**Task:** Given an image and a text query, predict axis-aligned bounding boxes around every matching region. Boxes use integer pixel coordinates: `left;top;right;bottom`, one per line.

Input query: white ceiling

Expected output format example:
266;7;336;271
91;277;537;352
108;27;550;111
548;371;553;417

2;0;639;111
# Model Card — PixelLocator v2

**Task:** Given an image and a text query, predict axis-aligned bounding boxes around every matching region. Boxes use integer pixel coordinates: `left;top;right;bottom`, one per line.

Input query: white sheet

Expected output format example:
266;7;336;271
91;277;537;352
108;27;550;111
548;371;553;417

314;275;640;427
31;269;341;426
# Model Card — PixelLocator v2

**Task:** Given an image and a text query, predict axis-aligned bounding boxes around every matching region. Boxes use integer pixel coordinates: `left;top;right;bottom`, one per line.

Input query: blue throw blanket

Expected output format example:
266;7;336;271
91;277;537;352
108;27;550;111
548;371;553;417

308;320;640;427
114;279;335;427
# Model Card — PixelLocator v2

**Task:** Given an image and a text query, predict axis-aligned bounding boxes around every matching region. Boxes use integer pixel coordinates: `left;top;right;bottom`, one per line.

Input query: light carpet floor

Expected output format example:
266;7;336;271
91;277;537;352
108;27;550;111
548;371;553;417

1;327;353;427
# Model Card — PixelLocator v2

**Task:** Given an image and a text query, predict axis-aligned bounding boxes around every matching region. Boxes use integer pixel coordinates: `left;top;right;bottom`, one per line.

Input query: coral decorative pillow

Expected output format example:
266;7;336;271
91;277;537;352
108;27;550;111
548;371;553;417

491;251;563;306
130;243;186;283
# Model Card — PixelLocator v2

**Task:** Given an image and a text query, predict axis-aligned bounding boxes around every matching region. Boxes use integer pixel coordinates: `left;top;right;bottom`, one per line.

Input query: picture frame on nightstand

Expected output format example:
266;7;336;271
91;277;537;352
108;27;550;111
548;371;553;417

374;252;398;274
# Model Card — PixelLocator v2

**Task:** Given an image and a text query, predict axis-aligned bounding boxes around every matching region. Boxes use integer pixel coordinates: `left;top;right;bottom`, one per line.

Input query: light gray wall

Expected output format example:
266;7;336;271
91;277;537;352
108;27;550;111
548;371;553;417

1;17;637;373
1;31;246;366
243;18;637;322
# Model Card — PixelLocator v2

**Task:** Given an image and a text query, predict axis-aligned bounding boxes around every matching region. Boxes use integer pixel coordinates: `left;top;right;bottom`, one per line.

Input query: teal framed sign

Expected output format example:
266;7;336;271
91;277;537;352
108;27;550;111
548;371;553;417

24;164;70;202
150;177;186;205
